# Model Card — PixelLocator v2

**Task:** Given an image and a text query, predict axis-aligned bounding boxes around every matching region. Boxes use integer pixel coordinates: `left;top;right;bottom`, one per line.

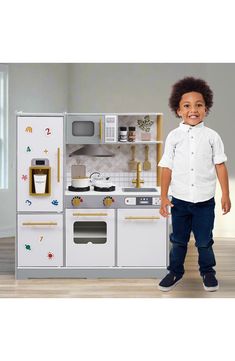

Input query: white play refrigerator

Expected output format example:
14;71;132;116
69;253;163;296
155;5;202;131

16;114;64;271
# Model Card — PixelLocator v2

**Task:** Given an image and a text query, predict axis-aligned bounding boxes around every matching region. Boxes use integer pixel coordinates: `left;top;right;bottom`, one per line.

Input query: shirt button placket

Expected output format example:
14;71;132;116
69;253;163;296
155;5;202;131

189;131;195;201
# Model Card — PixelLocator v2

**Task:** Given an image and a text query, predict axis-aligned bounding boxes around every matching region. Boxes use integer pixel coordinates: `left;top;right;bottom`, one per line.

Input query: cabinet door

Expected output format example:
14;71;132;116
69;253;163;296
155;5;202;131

18;214;63;267
17;116;64;212
117;209;167;267
66;209;115;266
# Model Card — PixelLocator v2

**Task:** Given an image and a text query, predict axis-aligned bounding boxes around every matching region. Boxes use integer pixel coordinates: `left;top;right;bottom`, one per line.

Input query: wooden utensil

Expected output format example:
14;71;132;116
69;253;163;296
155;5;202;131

128;145;138;171
143;145;151;170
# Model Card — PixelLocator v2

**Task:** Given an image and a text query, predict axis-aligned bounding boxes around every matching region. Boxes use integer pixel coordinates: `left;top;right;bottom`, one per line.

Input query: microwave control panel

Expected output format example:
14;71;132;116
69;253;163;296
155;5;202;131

104;115;117;143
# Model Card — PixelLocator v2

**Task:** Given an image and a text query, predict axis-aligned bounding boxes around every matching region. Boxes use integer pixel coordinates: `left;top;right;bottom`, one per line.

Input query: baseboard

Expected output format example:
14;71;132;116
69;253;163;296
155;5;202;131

0;227;15;238
214;231;235;238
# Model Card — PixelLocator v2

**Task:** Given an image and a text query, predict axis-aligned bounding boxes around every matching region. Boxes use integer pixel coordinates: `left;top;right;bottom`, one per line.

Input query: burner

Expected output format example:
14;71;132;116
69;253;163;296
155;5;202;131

68;185;90;192
94;185;116;192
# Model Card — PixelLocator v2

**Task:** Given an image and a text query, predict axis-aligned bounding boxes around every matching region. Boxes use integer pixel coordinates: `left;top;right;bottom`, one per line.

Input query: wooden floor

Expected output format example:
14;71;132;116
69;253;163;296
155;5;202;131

0;237;235;297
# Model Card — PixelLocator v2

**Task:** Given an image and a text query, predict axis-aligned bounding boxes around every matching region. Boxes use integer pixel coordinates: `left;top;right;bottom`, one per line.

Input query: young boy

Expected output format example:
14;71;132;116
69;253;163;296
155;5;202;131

158;77;231;292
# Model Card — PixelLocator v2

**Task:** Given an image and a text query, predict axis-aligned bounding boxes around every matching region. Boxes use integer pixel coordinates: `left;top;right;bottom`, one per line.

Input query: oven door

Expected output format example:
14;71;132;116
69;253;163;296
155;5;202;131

66;114;104;144
66;209;115;266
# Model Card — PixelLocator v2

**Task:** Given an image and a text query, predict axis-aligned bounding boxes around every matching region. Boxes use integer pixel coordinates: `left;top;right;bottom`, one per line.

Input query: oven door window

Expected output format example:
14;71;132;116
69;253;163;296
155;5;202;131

72;121;95;137
73;221;107;244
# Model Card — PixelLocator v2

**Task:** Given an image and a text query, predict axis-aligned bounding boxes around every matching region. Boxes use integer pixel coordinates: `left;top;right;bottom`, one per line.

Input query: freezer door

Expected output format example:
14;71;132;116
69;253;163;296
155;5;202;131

17;116;64;212
17;214;63;267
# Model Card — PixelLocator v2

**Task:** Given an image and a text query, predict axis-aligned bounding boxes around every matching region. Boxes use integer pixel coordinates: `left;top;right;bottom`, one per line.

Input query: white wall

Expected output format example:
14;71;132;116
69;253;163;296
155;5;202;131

204;64;235;237
1;63;234;237
68;63;235;238
0;63;68;237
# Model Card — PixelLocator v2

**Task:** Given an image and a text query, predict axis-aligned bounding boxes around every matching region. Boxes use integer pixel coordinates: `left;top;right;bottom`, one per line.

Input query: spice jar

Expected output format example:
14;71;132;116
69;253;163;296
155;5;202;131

119;126;127;142
128;126;136;142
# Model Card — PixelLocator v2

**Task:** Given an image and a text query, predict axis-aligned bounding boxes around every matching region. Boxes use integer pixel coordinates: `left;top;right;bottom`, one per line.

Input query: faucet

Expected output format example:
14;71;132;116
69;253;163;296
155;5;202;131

132;162;144;188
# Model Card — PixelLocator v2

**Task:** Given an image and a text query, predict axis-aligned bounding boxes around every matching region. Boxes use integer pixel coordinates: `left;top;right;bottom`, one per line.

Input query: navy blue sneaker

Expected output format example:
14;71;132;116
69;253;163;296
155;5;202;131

158;273;183;292
202;273;219;291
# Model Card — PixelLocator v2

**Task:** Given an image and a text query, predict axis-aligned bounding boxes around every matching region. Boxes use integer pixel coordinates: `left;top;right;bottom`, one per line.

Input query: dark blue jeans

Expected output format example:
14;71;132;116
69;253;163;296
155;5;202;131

168;196;216;277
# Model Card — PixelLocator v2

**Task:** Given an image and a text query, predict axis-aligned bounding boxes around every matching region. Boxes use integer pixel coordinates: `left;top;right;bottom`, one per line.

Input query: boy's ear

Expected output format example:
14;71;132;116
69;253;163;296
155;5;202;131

177;108;181;117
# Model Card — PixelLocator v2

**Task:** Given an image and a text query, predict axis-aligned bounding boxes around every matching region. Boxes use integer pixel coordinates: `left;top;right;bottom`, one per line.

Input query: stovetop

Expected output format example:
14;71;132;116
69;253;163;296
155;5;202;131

65;186;160;196
68;185;91;192
67;185;116;193
65;186;161;208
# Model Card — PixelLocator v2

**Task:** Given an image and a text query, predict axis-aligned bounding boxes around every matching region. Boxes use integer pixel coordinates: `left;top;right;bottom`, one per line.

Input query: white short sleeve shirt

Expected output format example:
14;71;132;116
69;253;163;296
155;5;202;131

158;121;227;203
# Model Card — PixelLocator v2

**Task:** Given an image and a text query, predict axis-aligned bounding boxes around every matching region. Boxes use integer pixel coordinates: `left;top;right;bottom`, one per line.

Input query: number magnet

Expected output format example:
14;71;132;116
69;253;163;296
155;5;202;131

47;252;54;260
45;128;51;136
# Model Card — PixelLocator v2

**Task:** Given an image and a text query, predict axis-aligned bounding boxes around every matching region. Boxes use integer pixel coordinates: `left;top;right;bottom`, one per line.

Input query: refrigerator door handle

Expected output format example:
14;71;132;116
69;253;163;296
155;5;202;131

57;147;60;183
22;222;58;226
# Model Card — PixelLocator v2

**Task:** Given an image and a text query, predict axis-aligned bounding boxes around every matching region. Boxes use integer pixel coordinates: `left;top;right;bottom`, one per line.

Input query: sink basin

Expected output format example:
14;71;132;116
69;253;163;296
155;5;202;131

122;187;158;193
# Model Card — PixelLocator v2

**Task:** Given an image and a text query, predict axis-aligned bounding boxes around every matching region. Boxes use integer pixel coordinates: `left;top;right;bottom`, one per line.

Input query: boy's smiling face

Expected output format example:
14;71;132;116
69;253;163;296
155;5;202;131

177;91;207;126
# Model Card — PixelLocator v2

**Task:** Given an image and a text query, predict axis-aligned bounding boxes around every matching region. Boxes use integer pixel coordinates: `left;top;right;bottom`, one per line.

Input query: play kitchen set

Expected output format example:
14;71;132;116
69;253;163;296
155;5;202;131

16;113;169;279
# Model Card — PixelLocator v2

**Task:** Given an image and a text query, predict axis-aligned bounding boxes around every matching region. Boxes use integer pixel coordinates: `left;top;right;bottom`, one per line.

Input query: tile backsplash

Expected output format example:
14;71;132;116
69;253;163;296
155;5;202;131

66;144;157;187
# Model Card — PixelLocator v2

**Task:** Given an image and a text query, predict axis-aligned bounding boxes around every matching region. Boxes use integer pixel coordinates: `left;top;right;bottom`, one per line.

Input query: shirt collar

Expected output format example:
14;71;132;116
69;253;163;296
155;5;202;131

179;121;205;132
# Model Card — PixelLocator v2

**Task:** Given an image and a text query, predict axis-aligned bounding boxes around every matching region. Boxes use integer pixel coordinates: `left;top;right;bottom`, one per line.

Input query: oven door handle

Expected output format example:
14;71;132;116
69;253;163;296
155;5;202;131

73;212;108;217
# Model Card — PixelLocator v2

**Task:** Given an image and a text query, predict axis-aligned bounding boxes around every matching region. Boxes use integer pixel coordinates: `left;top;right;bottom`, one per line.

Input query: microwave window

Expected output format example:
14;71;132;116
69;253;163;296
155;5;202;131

72;121;95;137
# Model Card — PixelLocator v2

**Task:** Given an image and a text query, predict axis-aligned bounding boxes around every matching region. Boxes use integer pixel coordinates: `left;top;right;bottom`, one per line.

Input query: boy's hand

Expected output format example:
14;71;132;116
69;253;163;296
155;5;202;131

221;195;231;215
160;197;174;217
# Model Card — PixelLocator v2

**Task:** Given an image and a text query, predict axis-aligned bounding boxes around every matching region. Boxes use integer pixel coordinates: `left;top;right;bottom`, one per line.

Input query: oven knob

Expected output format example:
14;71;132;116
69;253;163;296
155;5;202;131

71;196;83;207
103;196;114;207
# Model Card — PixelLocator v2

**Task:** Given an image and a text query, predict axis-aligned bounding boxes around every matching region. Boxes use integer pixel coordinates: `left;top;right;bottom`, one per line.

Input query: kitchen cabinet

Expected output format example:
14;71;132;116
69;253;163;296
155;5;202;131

17;116;64;212
117;209;167;267
18;214;63;267
66;209;115;266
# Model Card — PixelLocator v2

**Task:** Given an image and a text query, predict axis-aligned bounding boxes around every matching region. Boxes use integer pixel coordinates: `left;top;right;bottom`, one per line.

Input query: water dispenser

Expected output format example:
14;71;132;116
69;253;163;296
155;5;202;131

29;159;51;196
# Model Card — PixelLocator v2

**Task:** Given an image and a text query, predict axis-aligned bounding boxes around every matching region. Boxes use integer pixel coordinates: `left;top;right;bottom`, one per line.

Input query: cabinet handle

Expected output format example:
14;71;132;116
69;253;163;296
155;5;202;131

22;222;58;226
57;147;60;183
124;216;160;220
99;118;102;141
73;212;108;217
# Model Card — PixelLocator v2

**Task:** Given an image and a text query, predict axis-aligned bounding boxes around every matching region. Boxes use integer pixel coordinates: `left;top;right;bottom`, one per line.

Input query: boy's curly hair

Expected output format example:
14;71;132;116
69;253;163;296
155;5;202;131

169;77;214;118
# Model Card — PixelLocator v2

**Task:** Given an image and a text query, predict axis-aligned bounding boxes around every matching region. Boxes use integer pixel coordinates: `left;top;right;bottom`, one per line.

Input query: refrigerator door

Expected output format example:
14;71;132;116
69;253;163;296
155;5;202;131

17;116;64;212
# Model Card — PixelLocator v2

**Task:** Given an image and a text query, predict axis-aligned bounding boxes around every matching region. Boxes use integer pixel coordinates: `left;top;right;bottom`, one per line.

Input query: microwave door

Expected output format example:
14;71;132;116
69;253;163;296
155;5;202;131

66;115;104;144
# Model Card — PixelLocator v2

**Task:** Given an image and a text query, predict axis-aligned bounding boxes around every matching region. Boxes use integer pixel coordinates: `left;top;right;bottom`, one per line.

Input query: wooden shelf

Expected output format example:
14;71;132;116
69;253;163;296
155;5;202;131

116;141;163;144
